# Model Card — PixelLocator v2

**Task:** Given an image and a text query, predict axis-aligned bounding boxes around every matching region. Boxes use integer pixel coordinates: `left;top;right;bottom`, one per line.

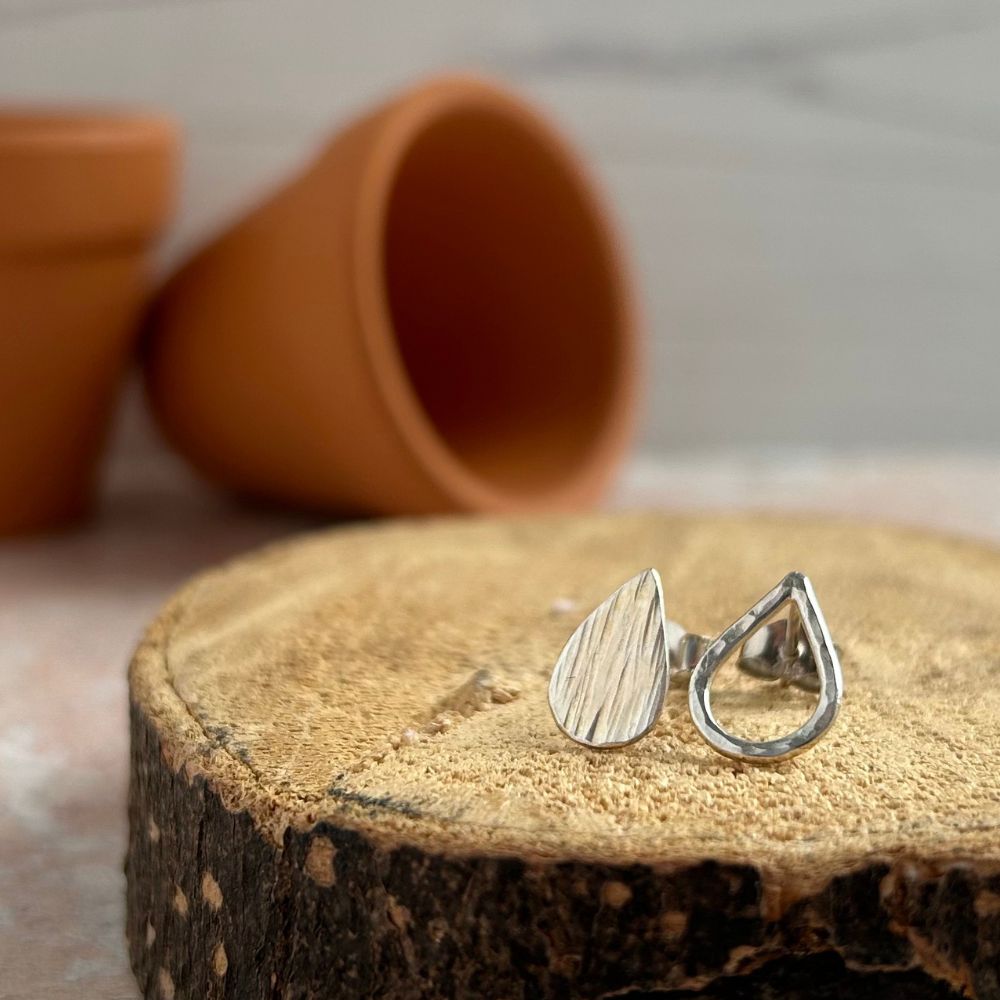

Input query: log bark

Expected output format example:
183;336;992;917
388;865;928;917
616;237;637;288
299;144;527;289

125;514;1000;998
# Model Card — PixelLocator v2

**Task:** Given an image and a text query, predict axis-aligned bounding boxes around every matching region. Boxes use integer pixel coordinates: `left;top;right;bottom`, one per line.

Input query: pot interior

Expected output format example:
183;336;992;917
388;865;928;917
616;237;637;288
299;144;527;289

382;100;632;502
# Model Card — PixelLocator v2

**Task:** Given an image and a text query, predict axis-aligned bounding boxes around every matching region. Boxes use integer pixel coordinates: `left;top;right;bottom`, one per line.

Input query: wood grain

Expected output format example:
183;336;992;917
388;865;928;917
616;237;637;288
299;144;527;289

125;512;1000;998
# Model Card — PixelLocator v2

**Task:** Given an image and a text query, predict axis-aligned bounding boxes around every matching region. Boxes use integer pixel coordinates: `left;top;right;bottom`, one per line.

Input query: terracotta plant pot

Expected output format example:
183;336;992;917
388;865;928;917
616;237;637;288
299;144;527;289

0;109;178;534
146;75;637;515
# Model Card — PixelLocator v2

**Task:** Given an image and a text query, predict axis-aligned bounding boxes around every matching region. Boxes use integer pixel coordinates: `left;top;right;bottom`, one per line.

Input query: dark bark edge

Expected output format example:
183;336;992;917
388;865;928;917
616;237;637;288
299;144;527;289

125;702;1000;999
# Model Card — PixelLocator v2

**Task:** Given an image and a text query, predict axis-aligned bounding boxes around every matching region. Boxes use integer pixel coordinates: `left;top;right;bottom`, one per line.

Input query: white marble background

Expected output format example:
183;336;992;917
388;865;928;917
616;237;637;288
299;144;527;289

2;0;998;454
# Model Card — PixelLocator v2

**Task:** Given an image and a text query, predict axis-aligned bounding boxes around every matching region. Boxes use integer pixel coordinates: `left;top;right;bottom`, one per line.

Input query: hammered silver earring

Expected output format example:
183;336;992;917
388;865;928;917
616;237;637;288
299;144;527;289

548;570;843;761
687;572;843;763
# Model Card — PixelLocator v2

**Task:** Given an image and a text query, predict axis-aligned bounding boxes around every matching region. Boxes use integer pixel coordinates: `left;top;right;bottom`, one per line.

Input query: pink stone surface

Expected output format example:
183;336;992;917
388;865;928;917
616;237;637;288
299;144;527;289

2;432;1000;997
0;433;319;999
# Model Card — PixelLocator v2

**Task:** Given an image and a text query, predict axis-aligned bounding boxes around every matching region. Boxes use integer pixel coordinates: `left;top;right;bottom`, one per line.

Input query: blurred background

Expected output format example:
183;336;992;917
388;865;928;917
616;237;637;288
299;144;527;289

4;0;999;465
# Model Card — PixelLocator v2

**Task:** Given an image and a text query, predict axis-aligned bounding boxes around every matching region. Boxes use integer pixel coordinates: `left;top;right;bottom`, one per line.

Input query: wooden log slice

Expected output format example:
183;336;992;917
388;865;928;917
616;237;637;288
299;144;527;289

126;514;1000;999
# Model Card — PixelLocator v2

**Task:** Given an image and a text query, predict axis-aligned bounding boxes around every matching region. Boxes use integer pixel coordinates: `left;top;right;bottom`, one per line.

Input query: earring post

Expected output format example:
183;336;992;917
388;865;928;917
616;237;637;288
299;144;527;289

667;617;820;693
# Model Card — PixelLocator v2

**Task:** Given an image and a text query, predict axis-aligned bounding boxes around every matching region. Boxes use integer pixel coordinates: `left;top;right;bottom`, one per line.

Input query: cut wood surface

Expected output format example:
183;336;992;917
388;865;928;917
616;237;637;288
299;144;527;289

126;513;1000;998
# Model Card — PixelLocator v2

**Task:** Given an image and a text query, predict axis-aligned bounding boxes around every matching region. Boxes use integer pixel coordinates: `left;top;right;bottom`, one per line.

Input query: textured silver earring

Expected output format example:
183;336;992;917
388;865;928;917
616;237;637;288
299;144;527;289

547;569;669;749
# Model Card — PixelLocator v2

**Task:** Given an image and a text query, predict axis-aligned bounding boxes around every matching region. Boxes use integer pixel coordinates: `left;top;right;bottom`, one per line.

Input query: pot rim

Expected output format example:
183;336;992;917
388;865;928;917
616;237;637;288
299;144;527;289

0;106;179;249
0;106;178;154
352;74;638;513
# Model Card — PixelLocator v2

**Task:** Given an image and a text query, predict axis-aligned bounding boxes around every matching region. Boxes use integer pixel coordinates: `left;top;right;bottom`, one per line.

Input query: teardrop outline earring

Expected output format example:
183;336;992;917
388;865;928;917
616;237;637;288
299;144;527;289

687;572;843;763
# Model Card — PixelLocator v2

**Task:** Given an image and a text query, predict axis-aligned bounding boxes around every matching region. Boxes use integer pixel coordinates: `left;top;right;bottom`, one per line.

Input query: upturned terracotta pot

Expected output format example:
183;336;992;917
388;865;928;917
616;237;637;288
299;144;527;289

145;76;637;515
0;109;178;533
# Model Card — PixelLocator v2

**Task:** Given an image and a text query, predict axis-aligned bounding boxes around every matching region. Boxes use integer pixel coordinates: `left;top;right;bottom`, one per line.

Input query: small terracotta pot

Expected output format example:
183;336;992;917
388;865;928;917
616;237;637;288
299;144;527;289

0;109;178;534
146;76;637;515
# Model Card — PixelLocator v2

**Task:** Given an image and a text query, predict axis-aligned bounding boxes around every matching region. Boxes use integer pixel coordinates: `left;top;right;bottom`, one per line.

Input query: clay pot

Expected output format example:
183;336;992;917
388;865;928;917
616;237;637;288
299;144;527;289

146;76;637;515
0;109;178;534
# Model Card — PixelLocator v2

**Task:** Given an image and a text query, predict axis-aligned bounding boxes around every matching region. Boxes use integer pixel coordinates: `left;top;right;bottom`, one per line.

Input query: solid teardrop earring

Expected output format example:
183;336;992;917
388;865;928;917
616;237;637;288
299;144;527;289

687;572;843;763
548;569;670;748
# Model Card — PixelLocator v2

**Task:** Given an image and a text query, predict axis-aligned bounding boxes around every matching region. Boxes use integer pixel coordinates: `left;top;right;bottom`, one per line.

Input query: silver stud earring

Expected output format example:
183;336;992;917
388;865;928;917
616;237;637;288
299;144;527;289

548;570;843;761
548;569;669;749
546;568;712;749
687;572;843;763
